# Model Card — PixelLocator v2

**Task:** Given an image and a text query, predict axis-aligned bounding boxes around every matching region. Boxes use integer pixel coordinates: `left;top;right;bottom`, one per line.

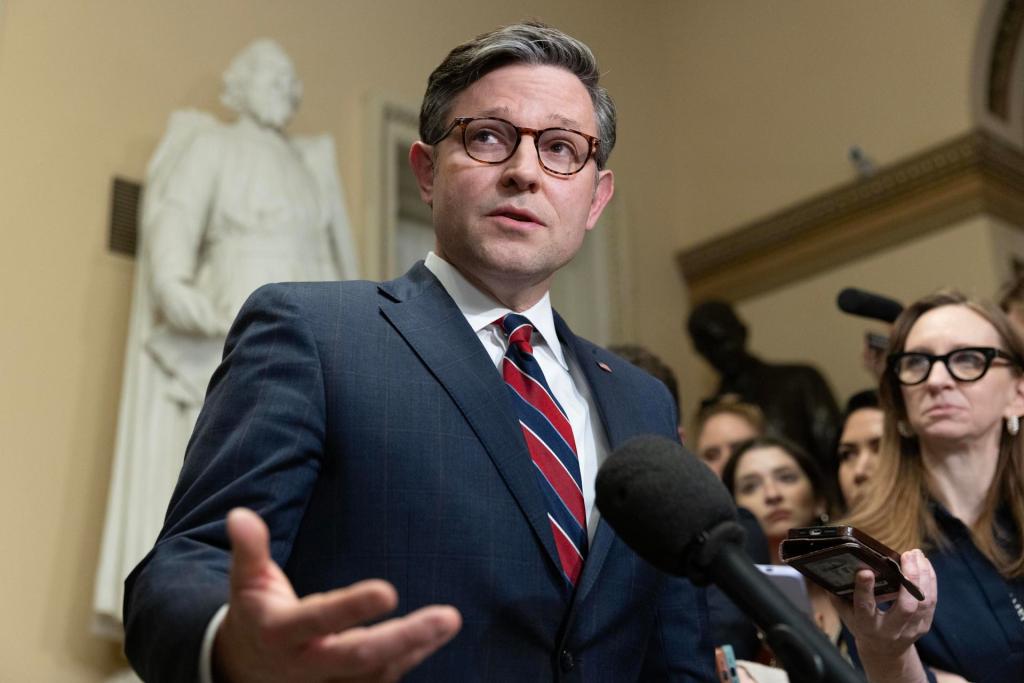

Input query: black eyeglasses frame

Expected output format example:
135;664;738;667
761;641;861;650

887;346;1021;386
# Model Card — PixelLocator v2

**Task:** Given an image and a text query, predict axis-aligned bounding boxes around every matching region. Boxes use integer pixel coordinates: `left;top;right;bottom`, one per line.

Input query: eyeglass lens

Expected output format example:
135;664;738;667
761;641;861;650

462;118;590;174
895;349;994;384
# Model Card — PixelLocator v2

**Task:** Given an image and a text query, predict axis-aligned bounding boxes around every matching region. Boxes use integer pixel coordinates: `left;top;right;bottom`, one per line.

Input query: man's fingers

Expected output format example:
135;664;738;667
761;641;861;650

221;508;460;678
227;507;274;590
218;509;458;680
273;579;400;647
376;608;464;681
311;604;462;675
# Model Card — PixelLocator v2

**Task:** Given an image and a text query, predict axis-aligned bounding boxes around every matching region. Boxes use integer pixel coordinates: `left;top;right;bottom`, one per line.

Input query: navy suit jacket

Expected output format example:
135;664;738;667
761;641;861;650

124;263;714;682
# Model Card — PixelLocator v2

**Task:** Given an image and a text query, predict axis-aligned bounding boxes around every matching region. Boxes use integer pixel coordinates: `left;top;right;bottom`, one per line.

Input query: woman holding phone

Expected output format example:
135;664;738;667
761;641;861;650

845;290;1024;683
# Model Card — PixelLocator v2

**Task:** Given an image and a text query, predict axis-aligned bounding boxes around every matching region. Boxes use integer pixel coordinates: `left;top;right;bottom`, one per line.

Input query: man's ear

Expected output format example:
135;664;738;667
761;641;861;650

409;142;435;206
585;169;614;231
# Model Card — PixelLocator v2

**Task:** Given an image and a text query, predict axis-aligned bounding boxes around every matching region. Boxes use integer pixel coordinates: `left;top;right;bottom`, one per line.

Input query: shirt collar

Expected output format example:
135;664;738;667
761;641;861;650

423;251;567;370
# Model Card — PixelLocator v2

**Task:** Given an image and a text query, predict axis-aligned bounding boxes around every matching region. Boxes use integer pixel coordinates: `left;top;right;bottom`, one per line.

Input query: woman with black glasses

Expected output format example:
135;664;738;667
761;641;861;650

844;289;1024;683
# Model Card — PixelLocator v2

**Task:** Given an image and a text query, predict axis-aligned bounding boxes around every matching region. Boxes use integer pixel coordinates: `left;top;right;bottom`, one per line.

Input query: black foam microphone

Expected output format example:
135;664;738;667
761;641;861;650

594;434;738;580
596;435;865;683
836;287;903;323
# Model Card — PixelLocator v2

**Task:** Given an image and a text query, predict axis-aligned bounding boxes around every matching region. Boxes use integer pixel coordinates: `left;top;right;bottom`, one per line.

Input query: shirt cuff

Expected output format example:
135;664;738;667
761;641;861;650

199;604;230;683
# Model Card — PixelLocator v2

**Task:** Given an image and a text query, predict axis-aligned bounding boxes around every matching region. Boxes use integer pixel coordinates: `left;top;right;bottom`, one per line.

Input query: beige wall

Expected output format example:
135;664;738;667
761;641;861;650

0;1;990;679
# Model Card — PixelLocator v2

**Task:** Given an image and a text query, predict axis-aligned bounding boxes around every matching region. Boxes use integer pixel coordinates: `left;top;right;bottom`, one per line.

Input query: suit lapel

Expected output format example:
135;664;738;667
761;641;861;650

556;314;639;452
377;264;566;579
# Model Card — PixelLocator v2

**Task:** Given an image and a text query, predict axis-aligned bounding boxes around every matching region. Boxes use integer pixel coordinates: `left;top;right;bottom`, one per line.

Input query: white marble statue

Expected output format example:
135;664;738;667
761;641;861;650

93;39;359;642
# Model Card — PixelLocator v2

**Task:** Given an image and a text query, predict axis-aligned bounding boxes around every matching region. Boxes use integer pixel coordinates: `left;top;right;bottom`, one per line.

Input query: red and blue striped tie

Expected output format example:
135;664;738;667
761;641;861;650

498;313;587;587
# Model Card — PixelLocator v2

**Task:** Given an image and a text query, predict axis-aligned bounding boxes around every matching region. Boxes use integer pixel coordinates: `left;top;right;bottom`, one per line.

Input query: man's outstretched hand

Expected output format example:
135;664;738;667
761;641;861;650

213;508;462;682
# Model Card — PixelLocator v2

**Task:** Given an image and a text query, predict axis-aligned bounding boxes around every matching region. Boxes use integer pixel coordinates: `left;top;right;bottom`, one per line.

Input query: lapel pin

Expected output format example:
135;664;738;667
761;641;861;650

597;361;613;373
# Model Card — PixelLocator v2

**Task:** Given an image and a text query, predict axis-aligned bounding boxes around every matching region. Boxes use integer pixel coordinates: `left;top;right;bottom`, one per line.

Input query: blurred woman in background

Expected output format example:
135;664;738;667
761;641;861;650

722;437;844;646
723;436;832;562
696;396;765;478
836;390;884;512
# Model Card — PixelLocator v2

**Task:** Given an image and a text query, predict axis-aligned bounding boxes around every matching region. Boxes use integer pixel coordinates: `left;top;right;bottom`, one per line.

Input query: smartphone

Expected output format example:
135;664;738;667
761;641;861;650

714;644;740;683
756;563;813;617
779;526;924;602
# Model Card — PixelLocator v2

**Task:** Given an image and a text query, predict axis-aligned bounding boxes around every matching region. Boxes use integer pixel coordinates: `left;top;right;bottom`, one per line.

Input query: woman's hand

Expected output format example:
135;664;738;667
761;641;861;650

830;549;938;683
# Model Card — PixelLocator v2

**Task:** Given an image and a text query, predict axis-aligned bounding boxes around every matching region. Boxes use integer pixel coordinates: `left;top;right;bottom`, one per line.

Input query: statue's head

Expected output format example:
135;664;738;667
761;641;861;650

687;300;749;376
222;39;302;130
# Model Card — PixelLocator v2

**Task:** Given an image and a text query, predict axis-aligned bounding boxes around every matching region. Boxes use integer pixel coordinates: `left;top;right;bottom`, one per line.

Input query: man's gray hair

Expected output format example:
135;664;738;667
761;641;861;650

419;21;616;169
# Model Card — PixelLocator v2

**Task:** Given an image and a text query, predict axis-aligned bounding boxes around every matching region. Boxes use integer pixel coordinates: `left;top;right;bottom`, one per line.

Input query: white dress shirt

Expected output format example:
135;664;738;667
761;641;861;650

423;251;609;537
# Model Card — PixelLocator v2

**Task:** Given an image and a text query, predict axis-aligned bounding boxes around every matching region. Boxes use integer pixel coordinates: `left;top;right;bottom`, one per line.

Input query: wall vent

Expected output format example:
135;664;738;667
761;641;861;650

108;176;142;256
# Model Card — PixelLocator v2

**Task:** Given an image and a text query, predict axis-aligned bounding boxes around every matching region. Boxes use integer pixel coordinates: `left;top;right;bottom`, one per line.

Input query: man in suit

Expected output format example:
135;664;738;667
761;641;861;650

124;21;713;682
